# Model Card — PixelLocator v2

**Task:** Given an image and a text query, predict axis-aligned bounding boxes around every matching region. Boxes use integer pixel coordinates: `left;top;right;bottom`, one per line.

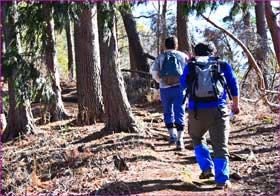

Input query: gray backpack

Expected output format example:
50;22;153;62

186;60;227;102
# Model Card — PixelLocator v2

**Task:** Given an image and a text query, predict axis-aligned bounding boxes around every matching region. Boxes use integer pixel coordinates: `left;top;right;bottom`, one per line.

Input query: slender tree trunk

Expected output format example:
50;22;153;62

98;3;139;132
74;5;104;125
265;1;280;66
255;1;269;87
65;13;74;81
157;0;160;56
2;2;36;142
42;4;69;121
240;9;256;90
1;1;7;54
120;7;149;73
4;80;35;142
160;0;167;53
177;2;191;53
129;45;137;77
242;10;251;46
243;11;251;28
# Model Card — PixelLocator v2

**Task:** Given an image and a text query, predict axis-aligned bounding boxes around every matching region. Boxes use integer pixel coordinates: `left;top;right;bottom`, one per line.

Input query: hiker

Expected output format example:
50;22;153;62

180;42;240;189
150;36;188;150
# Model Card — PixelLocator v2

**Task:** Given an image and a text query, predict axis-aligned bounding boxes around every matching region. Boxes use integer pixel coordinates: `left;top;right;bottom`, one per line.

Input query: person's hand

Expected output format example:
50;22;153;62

231;103;240;114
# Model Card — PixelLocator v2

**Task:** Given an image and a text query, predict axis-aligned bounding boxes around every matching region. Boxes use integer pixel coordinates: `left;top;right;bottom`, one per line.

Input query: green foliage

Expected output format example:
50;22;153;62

118;2;133;14
67;2;96;23
136;23;149;33
55;30;68;77
190;1;221;16
248;127;257;132
53;2;72;33
2;93;9;115
181;2;193;16
15;1;95;53
2;49;41;104
36;75;55;104
98;2;117;33
262;117;273;124
3;3;53;105
3;1;101;107
134;0;149;7
52;2;92;32
222;2;251;23
16;2;44;53
3;2;46;107
180;170;193;184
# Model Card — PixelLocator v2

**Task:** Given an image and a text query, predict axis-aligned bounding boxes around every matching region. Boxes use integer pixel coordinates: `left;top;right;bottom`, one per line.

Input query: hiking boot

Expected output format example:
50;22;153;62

176;140;185;151
199;168;214;179
215;180;232;190
169;137;176;145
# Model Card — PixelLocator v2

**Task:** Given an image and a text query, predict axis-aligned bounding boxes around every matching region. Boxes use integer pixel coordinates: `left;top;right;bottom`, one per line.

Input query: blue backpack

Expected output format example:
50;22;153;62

159;52;182;85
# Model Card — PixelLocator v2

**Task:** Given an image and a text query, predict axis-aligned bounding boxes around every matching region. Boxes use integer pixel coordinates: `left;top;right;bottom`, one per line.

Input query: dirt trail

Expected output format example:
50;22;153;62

2;82;279;195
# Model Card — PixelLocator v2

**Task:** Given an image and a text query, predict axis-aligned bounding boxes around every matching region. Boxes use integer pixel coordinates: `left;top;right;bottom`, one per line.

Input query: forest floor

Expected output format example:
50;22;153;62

2;81;280;195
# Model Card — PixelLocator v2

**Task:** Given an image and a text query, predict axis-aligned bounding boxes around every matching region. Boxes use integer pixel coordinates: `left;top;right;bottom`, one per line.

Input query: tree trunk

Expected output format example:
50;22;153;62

4;80;35;142
129;44;137;77
65;13;74;81
242;10;251;47
177;2;191;53
2;2;36;143
243;11;251;28
98;3;139;133
42;4;69;121
1;1;7;54
255;1;269;88
157;0;160;56
120;6;149;73
265;1;280;66
160;0;167;53
74;5;104;125
240;9;256;90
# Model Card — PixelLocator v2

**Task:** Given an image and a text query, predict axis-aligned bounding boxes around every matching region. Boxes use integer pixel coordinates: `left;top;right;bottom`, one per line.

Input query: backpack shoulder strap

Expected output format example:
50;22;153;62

216;60;233;100
187;60;196;75
159;52;168;71
216;60;227;71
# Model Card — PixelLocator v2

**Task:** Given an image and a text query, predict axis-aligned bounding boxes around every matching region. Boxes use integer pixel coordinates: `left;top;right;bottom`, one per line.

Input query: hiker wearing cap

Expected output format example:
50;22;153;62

150;36;188;150
180;42;240;189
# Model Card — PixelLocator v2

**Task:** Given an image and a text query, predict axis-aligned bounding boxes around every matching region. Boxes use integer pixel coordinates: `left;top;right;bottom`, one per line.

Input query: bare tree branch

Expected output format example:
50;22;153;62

121;69;151;77
144;53;156;60
133;14;157;19
201;14;279;109
265;90;279;94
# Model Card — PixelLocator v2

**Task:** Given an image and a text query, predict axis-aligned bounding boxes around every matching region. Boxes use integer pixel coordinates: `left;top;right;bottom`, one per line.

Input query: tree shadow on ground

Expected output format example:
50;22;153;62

126;155;158;162
72;127;112;144
237;164;279;194
230;122;267;134
231;145;278;155
230;125;278;140
96;179;216;195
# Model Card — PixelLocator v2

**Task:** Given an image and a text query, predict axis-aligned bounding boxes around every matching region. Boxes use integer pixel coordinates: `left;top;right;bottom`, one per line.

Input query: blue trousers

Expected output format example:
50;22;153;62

160;86;186;128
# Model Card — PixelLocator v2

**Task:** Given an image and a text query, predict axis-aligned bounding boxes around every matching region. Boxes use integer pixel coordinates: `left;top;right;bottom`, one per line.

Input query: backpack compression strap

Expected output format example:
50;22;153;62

217;61;232;101
182;61;196;104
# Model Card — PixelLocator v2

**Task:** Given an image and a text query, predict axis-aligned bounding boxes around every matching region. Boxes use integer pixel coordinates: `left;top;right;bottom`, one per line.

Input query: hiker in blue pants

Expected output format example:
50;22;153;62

180;42;240;189
150;36;188;150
